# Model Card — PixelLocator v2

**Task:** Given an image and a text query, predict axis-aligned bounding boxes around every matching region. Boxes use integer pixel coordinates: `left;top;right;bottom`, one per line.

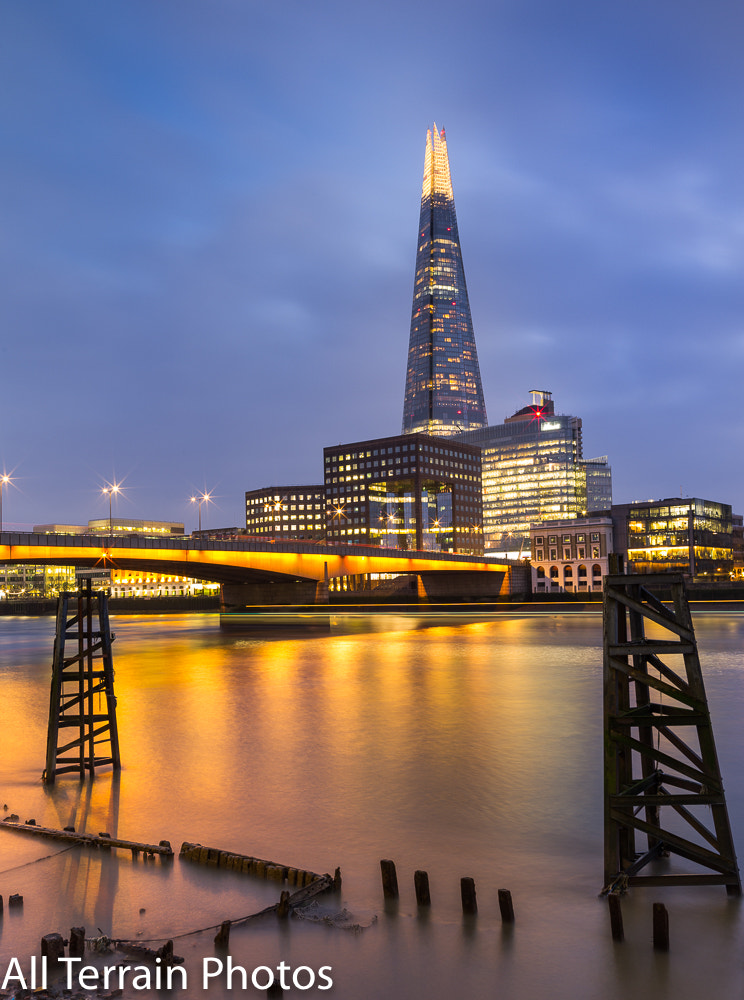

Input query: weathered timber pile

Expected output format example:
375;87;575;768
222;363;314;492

179;841;327;888
1;817;173;857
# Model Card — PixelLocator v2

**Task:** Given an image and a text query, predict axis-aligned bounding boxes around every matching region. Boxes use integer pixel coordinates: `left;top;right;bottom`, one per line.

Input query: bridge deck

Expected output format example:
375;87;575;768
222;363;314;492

0;532;508;586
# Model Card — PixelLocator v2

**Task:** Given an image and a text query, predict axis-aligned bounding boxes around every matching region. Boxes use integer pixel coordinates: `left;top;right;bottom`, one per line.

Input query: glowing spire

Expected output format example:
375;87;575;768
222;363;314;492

403;125;487;437
421;123;453;200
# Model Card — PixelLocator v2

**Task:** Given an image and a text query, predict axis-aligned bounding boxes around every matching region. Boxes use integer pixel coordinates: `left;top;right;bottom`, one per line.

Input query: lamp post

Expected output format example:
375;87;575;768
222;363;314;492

101;482;121;537
190;490;213;536
0;473;11;533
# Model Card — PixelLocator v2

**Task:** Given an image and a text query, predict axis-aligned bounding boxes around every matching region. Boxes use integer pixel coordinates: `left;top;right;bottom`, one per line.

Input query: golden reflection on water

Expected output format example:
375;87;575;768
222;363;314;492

3;614;744;999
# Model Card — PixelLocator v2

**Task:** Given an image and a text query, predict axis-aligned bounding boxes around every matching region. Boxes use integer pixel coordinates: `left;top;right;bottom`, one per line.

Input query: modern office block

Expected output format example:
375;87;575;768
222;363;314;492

324;432;482;554
611;497;733;580
245;486;326;541
458;390;611;555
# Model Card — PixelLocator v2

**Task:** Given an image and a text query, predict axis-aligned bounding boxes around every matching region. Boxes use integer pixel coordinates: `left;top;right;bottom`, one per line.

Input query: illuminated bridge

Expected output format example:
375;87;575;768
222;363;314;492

0;531;513;608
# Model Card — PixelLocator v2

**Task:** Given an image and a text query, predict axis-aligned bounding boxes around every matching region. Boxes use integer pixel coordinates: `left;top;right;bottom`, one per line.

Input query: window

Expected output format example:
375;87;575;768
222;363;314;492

534;536;543;546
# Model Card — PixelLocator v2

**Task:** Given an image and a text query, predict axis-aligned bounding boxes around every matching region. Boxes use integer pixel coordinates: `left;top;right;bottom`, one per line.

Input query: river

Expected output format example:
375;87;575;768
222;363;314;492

1;610;744;998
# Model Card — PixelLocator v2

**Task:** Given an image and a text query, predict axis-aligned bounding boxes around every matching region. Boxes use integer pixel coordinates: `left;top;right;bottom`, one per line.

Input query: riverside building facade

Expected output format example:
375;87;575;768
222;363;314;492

324;433;483;555
245;487;326;541
530;516;613;594
611;498;733;580
457;390;612;557
402;124;487;438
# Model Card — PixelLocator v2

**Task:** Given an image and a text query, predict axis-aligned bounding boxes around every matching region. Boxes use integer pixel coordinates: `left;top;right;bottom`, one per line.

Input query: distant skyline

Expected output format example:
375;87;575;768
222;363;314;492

2;1;744;530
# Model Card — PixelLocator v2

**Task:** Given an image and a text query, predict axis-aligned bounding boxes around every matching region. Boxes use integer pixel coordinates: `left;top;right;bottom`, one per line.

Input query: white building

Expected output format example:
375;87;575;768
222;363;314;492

530;516;613;594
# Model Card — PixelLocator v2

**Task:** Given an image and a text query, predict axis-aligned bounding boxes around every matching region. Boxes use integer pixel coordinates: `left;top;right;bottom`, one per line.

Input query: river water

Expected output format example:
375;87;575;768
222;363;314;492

1;610;744;998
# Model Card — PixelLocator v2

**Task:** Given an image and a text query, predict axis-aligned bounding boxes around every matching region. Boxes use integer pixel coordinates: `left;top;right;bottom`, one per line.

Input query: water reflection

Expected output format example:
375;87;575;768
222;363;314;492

1;612;744;998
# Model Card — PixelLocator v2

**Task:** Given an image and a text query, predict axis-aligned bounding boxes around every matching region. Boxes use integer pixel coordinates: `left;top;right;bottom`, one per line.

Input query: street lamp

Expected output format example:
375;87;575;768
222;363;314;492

0;473;12;533
190;490;213;535
101;482;122;537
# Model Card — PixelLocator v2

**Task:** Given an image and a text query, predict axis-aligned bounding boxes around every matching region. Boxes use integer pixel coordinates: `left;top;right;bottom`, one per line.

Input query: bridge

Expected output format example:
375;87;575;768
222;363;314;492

0;531;514;608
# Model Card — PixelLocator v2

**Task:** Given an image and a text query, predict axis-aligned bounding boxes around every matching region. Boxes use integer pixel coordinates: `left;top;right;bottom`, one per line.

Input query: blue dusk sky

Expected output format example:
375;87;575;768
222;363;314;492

2;1;743;529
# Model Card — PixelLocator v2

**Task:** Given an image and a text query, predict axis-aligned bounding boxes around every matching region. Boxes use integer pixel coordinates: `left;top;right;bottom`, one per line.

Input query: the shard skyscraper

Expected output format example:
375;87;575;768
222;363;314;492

402;124;487;437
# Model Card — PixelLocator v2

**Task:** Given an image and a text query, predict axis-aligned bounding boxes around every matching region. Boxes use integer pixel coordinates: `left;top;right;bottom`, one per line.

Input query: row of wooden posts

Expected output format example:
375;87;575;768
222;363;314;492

0;893;24;913
179;841;331;888
382;861;671;948
608;894;671;950
380;860;515;922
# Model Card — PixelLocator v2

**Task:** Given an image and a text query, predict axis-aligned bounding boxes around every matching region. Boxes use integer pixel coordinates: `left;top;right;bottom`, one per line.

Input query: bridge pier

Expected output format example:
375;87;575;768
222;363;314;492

220;579;328;612
416;571;508;601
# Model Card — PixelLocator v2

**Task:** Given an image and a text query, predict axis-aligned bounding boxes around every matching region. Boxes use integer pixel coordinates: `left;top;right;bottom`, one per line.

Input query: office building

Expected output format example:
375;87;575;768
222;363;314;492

611;498;733;580
457;390;612;556
245;487;326;541
732;514;744;580
324;433;482;554
34;518;185;536
402;124;487;437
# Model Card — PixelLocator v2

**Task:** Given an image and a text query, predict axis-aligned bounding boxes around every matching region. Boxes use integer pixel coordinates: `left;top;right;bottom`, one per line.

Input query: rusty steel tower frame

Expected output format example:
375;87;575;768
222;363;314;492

603;572;740;895
43;578;121;784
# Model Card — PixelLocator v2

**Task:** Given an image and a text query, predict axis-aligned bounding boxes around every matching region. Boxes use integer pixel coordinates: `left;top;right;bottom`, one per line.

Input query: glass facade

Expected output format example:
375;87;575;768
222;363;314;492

402;125;487;437
581;456;613;511
457;392;611;555
620;498;733;579
325;433;483;555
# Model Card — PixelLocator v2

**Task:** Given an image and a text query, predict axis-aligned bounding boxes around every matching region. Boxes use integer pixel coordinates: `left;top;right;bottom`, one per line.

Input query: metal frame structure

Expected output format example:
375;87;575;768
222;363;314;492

43;579;121;783
603;572;740;895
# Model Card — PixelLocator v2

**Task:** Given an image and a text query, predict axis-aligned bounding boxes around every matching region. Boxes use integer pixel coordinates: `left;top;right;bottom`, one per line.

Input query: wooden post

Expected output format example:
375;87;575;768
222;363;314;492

497;888;515;923
460;877;477;915
607;895;624;942
214;921;231;948
414;870;431;907
41;933;65;965
652;902;669;951
277;891;290;919
69;926;86;958
380;859;399;899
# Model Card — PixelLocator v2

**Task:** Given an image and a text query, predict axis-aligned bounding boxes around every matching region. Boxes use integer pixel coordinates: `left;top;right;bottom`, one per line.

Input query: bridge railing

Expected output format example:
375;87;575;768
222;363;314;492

0;531;503;565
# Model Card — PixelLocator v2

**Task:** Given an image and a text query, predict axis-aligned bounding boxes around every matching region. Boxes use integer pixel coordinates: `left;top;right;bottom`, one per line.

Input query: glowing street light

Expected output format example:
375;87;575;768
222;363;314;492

0;472;13;533
190;490;214;535
101;481;122;536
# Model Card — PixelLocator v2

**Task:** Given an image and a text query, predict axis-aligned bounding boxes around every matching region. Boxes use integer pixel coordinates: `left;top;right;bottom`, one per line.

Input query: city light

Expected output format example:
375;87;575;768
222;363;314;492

0;472;14;533
101;480;123;537
190;490;214;535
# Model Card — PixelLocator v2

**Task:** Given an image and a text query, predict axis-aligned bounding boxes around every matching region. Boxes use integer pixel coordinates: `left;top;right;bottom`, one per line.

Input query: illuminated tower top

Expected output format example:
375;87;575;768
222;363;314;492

402;124;487;437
